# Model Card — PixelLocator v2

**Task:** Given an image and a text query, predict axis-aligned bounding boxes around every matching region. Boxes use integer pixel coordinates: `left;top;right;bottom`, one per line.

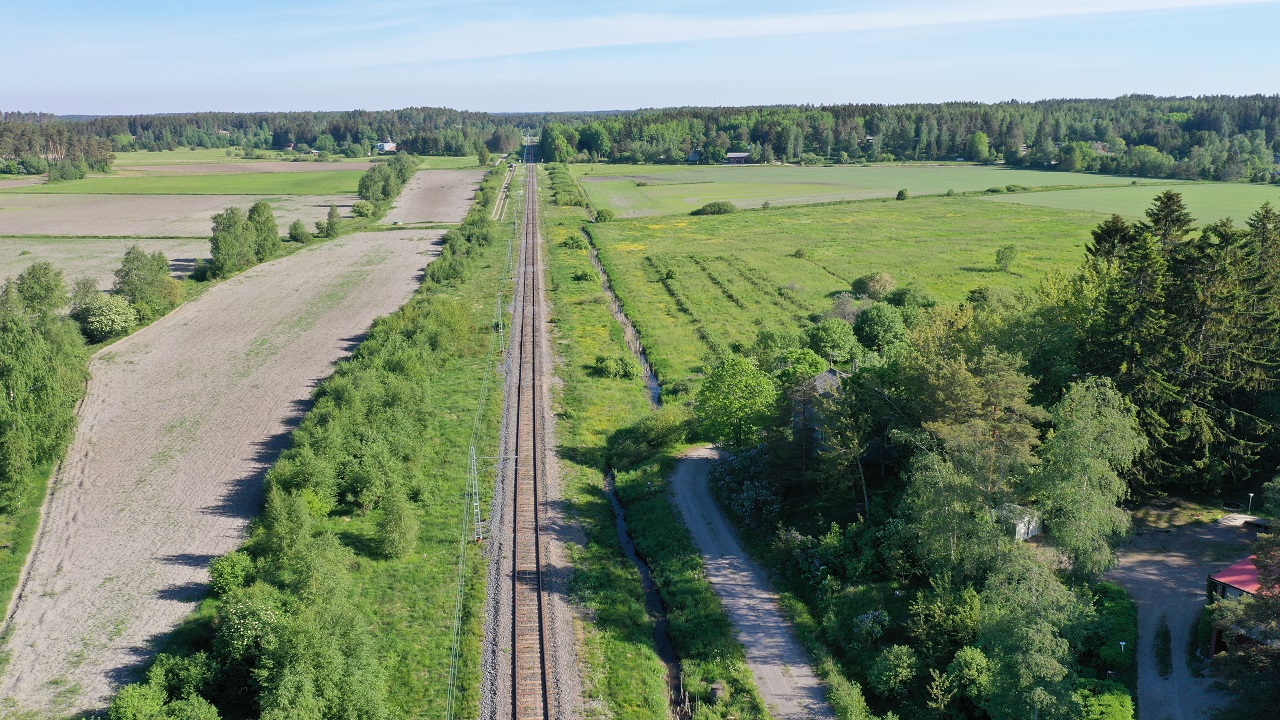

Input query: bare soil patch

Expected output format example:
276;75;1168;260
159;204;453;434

1107;517;1258;720
382;169;487;225
0;194;357;237
0;236;209;288
0;229;442;715
118;161;375;175
670;446;834;720
0;178;44;190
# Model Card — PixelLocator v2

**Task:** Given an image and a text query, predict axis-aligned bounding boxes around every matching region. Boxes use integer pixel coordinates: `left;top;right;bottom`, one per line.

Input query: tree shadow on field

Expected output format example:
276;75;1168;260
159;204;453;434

169;257;199;277
203;397;312;521
959;266;999;273
157;552;218;568
155;581;208;603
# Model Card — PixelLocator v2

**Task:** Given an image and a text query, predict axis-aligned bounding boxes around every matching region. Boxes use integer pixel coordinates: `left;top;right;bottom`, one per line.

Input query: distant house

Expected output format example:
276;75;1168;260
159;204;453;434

687;150;701;163
376;141;397;153
997;504;1042;542
725;152;750;164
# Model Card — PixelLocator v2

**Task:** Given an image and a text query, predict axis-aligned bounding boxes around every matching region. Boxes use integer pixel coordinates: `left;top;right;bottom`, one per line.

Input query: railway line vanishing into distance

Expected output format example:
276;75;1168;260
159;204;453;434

482;152;578;720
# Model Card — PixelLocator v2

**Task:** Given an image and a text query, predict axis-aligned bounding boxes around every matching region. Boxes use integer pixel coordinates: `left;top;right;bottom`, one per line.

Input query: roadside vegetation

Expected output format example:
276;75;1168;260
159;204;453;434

103;167;509;719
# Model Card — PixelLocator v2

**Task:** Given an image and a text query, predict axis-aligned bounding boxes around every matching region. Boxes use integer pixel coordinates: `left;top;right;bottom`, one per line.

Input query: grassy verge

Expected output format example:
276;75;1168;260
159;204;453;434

0;464;53;628
542;176;767;720
543;201;671;719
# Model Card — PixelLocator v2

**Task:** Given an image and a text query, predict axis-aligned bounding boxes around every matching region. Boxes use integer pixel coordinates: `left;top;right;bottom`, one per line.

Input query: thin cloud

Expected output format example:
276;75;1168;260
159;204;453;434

317;0;1280;68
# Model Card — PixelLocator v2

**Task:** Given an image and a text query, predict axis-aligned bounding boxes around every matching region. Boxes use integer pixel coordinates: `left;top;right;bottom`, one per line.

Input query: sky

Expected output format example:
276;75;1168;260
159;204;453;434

5;0;1280;115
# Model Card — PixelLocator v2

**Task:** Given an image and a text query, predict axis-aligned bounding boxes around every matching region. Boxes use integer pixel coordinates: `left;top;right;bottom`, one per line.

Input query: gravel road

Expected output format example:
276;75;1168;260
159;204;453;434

0;230;441;715
670;446;834;720
1107;518;1256;720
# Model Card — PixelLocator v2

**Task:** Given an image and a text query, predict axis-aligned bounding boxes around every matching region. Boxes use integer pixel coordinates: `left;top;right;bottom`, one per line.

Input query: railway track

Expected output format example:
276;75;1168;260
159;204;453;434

509;153;552;720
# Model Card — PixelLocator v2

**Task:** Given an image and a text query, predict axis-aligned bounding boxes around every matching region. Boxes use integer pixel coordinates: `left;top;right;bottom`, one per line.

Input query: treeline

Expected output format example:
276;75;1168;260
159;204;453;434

1;107;535;160
105;168;505;719
0;120;114;175
539;95;1280;181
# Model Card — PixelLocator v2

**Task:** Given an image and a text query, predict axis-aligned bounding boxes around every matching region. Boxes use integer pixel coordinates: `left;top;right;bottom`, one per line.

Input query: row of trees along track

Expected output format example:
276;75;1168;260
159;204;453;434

511;155;552;720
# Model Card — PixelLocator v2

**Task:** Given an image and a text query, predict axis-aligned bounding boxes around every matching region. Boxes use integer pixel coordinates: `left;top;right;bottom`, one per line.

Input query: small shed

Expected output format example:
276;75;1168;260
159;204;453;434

725;152;750;164
1209;555;1261;601
997;504;1042;542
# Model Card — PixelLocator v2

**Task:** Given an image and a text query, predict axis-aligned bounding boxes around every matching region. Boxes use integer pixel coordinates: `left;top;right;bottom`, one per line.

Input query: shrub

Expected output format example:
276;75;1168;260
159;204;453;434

376;490;419;559
792;248;807;259
995;244;1019;273
851;272;896;301
210;550;254;596
106;681;166;720
1079;679;1135;720
594;208;615;222
869;644;919;697
287;219;312;243
985;186;1006;193
853;302;906;351
561;234;588;250
895;189;909;201
691;201;736;216
884;286;936;309
113;245;182;321
80;294;137;341
593;354;639;379
352;200;376;217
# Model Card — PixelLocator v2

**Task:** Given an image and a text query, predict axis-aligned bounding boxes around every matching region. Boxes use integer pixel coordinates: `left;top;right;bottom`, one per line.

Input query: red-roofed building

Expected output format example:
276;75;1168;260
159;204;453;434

1209;555;1262;600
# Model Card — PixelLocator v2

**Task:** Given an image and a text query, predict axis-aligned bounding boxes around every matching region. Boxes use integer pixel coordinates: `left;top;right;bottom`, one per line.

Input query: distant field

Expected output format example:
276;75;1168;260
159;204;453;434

113;148;484;170
982;182;1280;223
589;195;1106;384
0;236;209;288
1;171;363;195
572;163;1180;217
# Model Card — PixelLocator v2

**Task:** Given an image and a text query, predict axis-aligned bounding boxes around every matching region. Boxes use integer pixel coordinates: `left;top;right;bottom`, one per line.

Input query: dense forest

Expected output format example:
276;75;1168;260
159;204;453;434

540;95;1280;181
686;191;1280;719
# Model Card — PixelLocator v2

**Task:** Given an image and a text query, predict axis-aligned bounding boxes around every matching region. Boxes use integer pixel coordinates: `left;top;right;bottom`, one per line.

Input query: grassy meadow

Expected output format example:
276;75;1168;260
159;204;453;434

983;180;1280;222
588;197;1106;387
572;162;1181;216
2;171;363;195
543;185;767;720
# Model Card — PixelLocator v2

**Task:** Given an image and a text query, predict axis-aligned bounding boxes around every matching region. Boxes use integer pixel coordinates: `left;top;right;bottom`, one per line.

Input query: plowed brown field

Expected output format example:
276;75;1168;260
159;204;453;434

0;236;209;289
382;168;486;224
0;194;356;237
0;229;442;714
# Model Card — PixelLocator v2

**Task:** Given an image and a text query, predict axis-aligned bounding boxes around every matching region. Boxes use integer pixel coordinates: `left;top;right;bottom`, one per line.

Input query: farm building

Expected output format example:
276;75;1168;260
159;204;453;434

376;141;397;153
725;152;750;164
997;504;1042;542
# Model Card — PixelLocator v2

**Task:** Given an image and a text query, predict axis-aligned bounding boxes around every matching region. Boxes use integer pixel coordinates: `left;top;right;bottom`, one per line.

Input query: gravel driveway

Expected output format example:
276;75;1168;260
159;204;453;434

670;446;834;720
1107;518;1256;720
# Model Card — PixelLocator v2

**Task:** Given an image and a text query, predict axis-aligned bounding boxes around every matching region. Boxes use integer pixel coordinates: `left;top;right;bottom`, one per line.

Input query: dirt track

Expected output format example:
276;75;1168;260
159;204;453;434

670;447;834;720
1107;519;1256;720
382;169;486;224
119;161;375;175
0;194;356;237
0;229;441;715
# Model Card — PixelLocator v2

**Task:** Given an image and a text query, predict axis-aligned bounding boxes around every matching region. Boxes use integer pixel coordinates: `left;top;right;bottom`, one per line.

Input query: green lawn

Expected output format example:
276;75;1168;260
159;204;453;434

2;171;362;195
982;181;1280;223
589;197;1105;387
572;163;1180;217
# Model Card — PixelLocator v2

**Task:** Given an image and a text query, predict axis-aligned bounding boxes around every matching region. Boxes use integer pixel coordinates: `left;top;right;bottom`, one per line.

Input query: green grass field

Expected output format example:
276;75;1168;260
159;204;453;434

543;185;767;720
983;181;1280;223
1;171;362;195
589;197;1105;386
572;163;1180;217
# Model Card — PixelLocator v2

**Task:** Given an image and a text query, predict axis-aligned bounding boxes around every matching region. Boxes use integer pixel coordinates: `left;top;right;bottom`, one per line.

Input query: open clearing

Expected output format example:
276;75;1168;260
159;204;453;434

0;178;44;190
572;163;1181;216
0;229;442;715
1;171;363;195
983;181;1280;222
0;236;209;288
1107;518;1257;720
588;197;1104;383
382;168;487;224
670;447;833;720
0;193;356;236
